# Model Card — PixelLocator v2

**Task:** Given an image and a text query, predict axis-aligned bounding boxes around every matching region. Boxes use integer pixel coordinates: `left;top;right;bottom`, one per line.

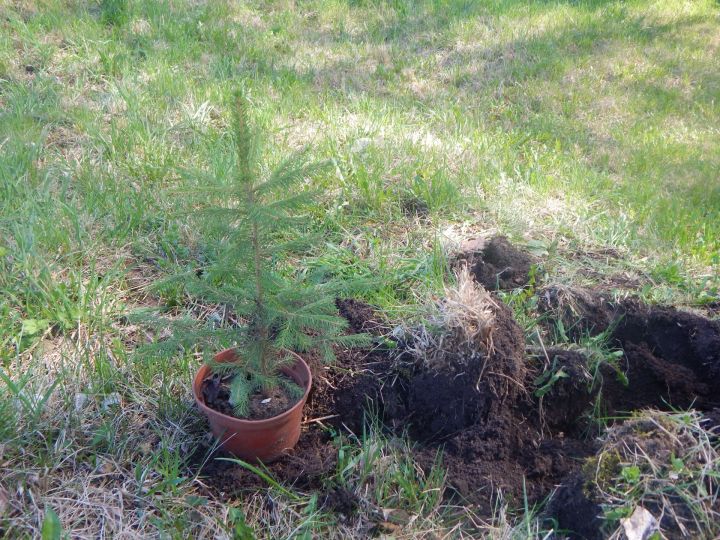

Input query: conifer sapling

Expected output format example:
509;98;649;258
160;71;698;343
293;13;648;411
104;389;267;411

184;92;370;418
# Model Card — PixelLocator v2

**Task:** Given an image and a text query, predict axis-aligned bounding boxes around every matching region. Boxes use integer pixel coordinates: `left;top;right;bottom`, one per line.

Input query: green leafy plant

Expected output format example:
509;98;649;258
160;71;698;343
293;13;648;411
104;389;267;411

170;93;370;417
533;356;569;398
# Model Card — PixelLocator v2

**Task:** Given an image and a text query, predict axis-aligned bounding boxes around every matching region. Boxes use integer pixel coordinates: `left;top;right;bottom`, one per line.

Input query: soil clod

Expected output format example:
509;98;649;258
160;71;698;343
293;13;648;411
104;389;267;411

531;348;595;435
399;299;526;441
455;236;536;290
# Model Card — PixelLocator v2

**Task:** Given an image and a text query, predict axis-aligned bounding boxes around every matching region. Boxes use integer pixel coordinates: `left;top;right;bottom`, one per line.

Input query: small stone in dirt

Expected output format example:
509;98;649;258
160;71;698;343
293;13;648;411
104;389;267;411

622;506;658;540
207;311;223;327
261;398;271;404
101;392;121;410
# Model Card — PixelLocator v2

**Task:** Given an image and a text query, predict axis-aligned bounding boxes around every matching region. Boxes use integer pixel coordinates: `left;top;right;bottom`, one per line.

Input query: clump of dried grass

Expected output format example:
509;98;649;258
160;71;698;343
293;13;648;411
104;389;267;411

590;410;719;539
405;265;497;372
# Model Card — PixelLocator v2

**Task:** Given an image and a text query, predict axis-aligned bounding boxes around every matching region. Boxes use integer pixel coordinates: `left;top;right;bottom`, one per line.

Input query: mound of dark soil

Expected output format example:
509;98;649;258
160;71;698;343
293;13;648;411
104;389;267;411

189;286;720;540
532;348;596;435
610;300;720;408
428;415;596;515
398;299;526;441
384;306;597;514
538;286;720;414
455;236;536;290
545;473;603;540
537;285;620;340
418;346;597;513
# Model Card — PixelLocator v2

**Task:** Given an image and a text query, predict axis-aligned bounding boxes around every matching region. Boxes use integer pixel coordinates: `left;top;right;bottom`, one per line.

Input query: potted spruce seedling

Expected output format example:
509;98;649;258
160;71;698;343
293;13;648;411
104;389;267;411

188;93;368;462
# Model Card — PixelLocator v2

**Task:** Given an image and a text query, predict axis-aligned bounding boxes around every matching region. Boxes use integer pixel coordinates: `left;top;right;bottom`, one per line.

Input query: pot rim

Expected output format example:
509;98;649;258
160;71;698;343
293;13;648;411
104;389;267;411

192;348;312;426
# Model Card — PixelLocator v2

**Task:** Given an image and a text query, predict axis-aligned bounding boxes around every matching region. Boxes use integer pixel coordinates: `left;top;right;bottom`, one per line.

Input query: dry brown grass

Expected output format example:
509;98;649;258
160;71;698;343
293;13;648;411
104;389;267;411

405;265;497;373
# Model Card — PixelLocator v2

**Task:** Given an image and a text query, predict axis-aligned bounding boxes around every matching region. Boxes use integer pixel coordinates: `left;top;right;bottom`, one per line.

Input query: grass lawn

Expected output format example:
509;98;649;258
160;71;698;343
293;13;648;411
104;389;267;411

1;0;719;537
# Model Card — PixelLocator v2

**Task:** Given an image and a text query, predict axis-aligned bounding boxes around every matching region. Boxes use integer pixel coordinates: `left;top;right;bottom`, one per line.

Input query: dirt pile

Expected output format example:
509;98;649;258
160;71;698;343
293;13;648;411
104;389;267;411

538;285;619;339
545;472;604;540
383;302;597;513
536;285;720;536
336;298;384;335
611;300;720;406
412;345;598;513
551;411;720;539
189;269;720;538
454;235;536;290
398;300;526;441
538;285;720;413
532;348;596;435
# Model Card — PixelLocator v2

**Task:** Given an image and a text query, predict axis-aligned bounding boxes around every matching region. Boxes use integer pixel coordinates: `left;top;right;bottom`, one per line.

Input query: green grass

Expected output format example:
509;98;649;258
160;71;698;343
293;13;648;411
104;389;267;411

1;0;719;537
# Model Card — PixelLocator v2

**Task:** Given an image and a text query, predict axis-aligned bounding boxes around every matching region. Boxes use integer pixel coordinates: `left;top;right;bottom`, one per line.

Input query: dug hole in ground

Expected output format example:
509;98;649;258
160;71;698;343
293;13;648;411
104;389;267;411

190;236;720;539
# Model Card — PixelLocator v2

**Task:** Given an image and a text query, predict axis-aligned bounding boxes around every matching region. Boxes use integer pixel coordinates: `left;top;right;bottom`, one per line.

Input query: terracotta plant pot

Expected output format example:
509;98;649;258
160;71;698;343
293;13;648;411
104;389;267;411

192;348;312;463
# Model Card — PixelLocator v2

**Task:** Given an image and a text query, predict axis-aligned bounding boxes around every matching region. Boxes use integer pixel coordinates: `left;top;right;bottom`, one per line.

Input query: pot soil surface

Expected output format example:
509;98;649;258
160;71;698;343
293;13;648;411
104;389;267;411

189;245;720;538
201;373;300;420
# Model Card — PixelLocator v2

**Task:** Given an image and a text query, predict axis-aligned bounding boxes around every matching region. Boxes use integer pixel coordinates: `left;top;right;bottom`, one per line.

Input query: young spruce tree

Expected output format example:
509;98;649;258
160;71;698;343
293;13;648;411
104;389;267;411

177;92;369;417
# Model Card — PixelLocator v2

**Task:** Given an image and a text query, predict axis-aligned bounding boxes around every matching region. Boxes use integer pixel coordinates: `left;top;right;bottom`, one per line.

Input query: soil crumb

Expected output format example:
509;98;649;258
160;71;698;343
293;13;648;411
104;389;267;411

336;298;384;335
455;236;536;290
387;299;596;515
189;285;720;540
322;486;359;515
545;473;603;540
